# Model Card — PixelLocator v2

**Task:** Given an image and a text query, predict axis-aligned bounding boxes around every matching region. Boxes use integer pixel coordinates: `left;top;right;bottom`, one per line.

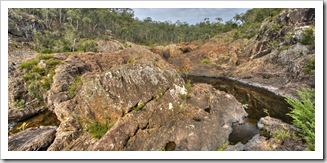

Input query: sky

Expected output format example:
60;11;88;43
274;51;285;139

132;8;250;25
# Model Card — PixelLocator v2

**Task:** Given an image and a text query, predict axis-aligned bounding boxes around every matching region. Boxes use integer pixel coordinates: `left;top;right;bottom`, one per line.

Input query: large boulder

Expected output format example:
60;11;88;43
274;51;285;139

8;126;57;151
90;83;247;151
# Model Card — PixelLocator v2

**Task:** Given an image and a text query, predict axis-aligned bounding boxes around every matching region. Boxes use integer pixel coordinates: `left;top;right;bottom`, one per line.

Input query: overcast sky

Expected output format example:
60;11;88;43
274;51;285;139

132;8;250;25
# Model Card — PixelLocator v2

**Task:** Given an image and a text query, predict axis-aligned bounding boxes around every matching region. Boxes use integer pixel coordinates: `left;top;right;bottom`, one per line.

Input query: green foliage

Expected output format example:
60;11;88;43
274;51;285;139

28;80;43;100
45;59;62;67
272;130;291;141
303;56;315;75
134;102;144;111
77;39;97;52
37;53;54;60
23;73;39;81
12;8;284;49
86;121;110;139
14;99;25;110
41;77;51;90
67;76;82;99
185;80;192;91
202;58;212;65
32;66;45;75
300;27;315;49
157;88;163;99
263;108;270;116
20;59;39;70
127;58;133;64
286;88;315;150
218;142;229;151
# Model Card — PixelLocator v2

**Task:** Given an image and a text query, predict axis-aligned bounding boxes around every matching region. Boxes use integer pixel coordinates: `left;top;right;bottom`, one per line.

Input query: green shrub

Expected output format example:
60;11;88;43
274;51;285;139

202;58;212;65
20;59;39;70
32;66;45;75
14;99;25;110
86;121;110;139
37;54;53;60
28;81;42;100
133;102;144;111
301;27;315;48
41;77;51;90
67;76;82;99
23;73;40;81
272;130;291;141
232;31;240;40
185;80;192;91
77;39;97;52
286;88;315;150
46;59;62;67
218;142;229;151
303;56;315;75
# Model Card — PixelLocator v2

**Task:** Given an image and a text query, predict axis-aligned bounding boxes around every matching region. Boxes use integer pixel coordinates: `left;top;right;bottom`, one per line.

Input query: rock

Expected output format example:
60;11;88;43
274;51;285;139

37;60;47;69
8;9;45;41
227;116;308;151
96;40;125;53
8;126;57;151
47;55;247;151
226;142;245;151
8;106;46;122
90;83;247;151
257;116;307;151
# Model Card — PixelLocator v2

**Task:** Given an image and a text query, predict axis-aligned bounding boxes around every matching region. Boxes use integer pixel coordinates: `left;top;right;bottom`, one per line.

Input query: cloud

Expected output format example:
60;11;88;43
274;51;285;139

132;8;250;24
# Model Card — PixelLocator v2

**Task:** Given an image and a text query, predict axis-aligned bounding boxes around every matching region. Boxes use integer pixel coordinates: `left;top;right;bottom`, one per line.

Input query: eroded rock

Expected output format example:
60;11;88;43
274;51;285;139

8;126;57;151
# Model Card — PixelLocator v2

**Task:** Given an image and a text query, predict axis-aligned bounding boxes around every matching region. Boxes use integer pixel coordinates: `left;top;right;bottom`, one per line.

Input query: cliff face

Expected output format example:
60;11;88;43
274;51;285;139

7;8;314;151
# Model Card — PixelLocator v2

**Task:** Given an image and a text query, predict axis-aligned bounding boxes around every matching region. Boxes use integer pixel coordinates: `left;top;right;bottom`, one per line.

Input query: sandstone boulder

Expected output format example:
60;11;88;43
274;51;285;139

8;126;57;151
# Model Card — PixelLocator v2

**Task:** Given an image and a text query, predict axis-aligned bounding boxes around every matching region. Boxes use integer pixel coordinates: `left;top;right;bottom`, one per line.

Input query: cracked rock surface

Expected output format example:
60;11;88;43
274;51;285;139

47;47;247;151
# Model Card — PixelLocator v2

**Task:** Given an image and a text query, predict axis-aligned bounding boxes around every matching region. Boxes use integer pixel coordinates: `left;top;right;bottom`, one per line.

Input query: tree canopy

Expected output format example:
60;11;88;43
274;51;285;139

11;8;284;53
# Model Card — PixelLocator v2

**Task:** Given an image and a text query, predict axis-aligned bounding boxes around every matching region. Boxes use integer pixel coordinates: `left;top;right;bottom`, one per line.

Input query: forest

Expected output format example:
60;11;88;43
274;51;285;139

9;8;283;53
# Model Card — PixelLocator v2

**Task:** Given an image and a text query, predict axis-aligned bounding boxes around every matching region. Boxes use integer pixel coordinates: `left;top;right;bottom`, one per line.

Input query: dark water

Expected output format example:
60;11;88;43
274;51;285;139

184;75;291;145
9;110;60;136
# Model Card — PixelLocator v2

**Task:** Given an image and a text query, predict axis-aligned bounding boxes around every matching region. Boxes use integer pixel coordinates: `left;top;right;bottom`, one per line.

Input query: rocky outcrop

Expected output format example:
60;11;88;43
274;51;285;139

8;126;57;151
8;9;45;41
46;46;248;150
90;83;247;151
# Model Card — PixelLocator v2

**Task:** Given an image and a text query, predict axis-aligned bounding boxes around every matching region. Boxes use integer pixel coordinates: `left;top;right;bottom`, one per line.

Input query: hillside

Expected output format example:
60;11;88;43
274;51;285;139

8;8;315;151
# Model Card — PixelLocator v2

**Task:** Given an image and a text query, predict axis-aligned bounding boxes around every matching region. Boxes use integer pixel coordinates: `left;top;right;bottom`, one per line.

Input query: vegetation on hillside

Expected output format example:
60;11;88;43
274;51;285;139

10;8;283;53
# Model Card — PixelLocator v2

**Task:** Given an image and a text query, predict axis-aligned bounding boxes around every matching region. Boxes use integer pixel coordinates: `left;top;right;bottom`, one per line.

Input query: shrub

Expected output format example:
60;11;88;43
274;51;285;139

14;99;25;110
32;66;45;75
77;39;97;52
301;27;315;48
272;130;291;141
46;59;62;67
28;81;42;100
218;142;229;151
37;53;53;60
86;121;110;139
303;56;315;75
286;88;315;150
20;59;39;70
202;58;212;65
41;77;51;90
134;102;144;111
23;73;40;81
67;76;82;99
185;80;192;91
